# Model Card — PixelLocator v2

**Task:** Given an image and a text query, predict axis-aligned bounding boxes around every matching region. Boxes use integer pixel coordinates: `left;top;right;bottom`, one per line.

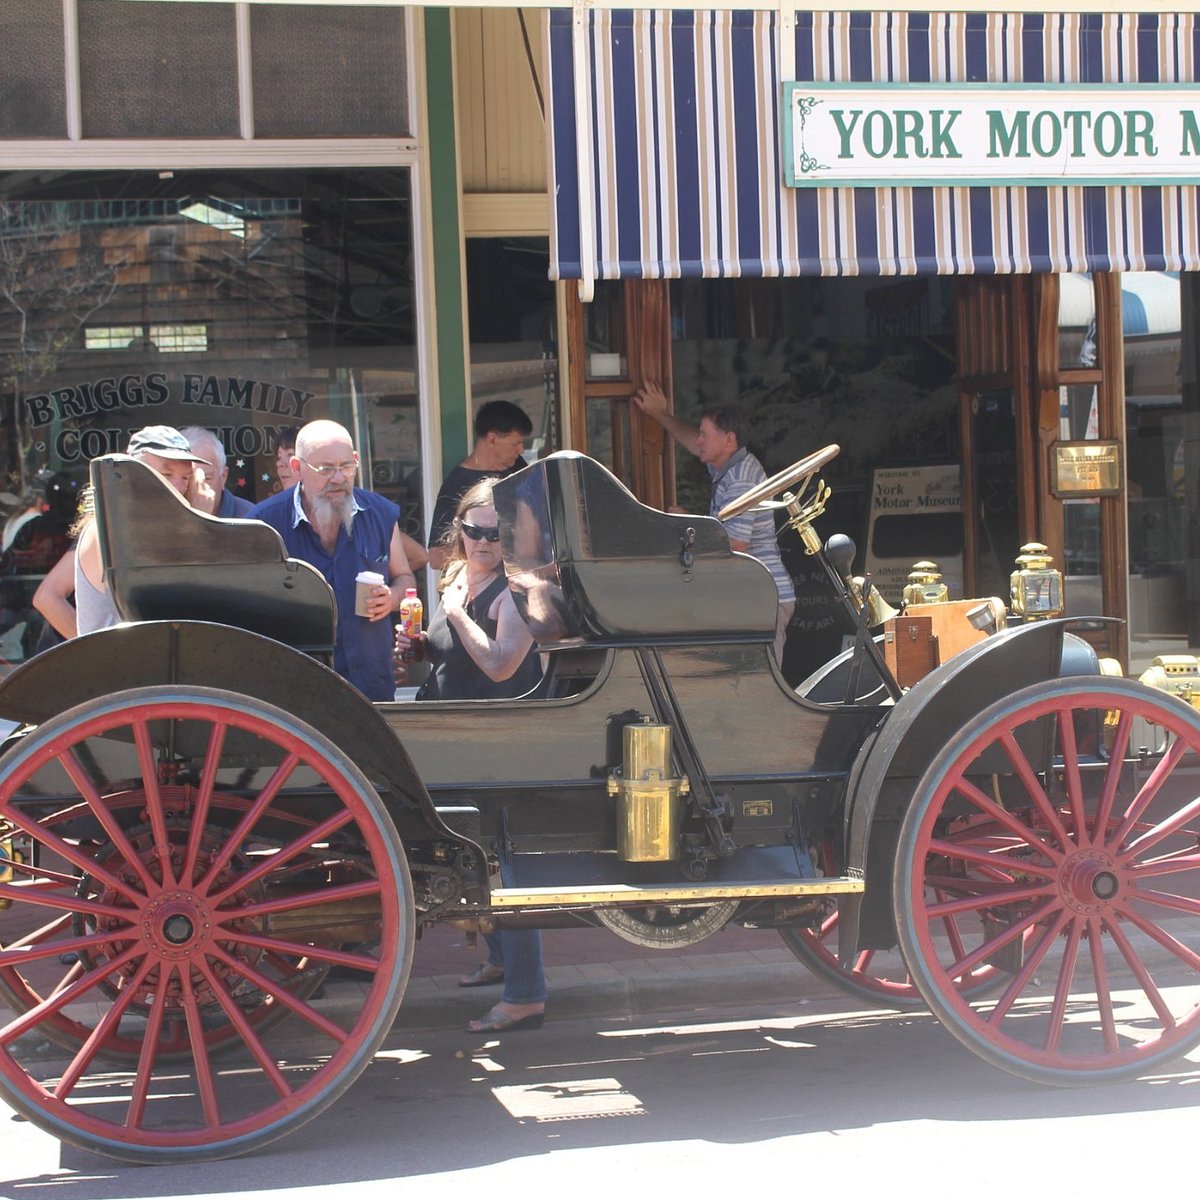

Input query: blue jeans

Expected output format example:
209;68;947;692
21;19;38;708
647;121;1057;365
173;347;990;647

484;930;547;1005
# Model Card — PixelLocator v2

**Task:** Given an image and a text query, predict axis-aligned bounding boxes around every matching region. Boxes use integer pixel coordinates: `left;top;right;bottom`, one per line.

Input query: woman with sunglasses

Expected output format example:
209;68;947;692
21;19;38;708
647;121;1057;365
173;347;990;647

396;479;546;1031
402;479;541;702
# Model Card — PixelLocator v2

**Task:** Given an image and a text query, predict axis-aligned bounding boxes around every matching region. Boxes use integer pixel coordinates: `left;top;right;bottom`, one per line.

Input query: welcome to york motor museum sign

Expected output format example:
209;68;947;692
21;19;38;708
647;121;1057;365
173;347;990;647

783;85;1200;187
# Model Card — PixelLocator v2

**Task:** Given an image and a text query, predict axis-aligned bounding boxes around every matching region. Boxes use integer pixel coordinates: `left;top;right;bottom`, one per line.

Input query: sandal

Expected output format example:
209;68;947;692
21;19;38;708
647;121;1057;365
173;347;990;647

458;962;505;988
467;1005;545;1033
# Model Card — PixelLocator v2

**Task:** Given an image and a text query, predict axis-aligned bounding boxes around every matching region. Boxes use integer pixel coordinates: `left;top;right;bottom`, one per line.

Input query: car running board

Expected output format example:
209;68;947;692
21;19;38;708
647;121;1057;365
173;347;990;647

488;876;864;909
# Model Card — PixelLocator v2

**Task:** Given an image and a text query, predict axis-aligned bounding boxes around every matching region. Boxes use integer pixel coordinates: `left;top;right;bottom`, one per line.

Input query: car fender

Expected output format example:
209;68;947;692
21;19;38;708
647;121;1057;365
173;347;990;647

0;621;482;889
836;619;1109;959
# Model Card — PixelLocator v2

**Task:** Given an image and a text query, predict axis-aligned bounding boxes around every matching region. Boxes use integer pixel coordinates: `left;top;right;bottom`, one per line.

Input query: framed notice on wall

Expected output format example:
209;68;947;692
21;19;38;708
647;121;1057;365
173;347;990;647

864;463;963;605
1051;441;1123;497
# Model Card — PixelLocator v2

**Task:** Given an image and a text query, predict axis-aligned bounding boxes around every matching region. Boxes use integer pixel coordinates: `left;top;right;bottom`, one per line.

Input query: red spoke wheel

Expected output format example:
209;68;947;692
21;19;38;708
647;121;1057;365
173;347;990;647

0;687;413;1162
781;825;1022;1008
0;788;330;1063
895;677;1200;1084
779;913;926;1006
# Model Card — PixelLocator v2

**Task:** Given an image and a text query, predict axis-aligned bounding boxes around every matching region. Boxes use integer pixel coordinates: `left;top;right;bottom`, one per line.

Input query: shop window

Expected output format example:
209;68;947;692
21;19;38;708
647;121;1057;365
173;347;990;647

966;389;1019;601
582;281;628;382
1121;271;1192;662
464;237;559;460
0;169;421;669
1058;273;1099;369
0;0;66;138
85;325;209;354
77;0;240;138
669;274;958;679
250;5;409;138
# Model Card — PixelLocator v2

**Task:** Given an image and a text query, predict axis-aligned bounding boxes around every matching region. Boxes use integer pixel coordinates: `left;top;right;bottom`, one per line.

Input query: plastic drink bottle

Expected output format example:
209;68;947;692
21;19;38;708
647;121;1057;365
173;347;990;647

399;588;424;662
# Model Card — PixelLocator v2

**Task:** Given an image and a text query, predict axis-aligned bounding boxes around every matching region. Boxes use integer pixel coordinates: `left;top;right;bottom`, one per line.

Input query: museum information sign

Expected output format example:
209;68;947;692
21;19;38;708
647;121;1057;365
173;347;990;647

783;84;1200;187
864;464;963;604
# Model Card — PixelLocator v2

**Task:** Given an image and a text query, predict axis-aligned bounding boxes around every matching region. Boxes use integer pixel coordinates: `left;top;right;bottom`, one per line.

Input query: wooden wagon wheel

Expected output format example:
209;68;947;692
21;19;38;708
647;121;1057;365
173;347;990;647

894;677;1200;1084
0;788;331;1063
779;824;1027;1009
0;687;413;1163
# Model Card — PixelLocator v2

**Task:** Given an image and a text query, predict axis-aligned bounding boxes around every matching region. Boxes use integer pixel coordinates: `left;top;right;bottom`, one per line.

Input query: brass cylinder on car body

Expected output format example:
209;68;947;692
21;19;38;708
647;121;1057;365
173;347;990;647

608;721;689;862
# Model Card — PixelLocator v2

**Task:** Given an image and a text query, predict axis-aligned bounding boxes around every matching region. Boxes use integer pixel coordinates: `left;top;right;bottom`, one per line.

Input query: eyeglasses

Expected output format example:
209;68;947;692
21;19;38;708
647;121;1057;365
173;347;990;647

460;520;501;543
300;458;357;478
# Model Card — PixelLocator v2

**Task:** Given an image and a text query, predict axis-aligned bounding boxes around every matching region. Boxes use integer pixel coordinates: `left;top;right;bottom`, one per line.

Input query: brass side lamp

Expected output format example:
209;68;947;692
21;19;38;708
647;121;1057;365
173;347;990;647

1010;543;1064;620
607;720;690;862
903;561;948;606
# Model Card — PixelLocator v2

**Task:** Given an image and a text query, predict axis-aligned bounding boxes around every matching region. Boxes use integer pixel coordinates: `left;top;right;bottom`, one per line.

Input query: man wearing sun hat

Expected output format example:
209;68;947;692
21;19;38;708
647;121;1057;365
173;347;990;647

33;425;216;639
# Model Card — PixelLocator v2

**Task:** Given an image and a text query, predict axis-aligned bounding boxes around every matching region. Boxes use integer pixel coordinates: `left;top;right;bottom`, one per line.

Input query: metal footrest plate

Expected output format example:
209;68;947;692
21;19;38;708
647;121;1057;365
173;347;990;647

488;876;864;909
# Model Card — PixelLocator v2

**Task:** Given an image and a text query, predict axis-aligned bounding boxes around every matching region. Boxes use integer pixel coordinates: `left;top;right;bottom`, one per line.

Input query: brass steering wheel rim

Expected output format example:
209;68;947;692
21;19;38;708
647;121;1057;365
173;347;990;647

717;443;840;522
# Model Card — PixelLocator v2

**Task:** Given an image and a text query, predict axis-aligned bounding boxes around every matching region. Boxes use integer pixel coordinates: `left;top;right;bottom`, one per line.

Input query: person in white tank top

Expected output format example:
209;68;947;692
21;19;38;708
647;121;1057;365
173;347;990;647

33;426;216;638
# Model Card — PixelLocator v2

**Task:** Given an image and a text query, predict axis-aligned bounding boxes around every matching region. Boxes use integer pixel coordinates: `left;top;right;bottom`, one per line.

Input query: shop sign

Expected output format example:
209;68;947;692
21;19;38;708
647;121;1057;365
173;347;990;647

783;84;1200;187
1051;440;1122;497
21;373;315;464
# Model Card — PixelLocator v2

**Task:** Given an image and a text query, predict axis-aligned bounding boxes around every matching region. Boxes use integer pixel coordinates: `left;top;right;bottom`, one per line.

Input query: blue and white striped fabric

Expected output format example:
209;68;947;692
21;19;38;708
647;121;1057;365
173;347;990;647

547;10;1200;280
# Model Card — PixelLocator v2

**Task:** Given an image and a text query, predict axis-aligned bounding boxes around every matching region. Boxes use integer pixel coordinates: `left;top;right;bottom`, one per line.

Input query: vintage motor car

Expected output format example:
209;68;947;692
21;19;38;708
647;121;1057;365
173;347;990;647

0;444;1197;1164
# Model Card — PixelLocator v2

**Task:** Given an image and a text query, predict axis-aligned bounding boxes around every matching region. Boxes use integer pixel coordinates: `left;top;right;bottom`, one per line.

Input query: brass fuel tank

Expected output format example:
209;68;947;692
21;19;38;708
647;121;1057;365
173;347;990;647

607;720;689;862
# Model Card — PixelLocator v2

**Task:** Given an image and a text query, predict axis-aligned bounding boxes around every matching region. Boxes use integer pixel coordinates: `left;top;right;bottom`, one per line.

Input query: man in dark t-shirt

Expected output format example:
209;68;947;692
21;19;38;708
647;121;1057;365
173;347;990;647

427;400;533;570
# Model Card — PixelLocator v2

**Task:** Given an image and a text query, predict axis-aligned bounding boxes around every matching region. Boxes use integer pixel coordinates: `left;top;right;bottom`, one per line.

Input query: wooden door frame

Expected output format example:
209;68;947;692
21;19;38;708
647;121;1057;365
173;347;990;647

1032;272;1129;666
960;271;1128;666
564;279;675;509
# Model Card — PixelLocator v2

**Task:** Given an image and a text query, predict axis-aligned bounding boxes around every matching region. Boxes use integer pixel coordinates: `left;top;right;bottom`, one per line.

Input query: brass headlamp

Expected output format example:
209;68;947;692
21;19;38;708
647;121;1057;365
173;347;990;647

1010;543;1064;620
903;561;948;606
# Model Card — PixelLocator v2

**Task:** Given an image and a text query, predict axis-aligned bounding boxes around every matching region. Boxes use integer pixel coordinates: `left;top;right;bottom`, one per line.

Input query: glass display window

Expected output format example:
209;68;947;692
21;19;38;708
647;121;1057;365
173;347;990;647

0;168;421;668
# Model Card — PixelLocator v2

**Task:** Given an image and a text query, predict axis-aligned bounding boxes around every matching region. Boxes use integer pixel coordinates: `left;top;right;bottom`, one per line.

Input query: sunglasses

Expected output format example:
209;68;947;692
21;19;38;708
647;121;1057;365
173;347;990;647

460;520;501;543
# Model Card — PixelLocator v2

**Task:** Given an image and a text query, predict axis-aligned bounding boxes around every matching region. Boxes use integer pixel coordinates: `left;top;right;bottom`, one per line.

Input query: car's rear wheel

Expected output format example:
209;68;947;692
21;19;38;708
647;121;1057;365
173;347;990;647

0;687;412;1162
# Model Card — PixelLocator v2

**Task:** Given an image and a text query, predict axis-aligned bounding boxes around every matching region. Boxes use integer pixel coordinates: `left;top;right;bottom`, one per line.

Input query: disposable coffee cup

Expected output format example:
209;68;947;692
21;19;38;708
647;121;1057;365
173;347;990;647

355;570;386;617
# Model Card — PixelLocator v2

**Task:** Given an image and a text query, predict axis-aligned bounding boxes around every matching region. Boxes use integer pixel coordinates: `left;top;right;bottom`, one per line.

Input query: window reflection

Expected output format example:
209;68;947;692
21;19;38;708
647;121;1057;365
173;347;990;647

1058;272;1098;368
0;169;419;669
1122;272;1188;666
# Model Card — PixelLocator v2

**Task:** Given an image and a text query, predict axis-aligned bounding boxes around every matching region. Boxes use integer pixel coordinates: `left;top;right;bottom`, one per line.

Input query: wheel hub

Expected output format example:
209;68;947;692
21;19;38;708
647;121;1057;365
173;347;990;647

142;892;213;959
78;812;259;998
162;913;194;945
1059;850;1121;914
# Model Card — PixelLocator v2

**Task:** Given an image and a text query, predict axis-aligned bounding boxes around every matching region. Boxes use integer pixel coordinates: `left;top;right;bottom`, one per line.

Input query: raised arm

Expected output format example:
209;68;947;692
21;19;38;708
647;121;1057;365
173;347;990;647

632;381;700;456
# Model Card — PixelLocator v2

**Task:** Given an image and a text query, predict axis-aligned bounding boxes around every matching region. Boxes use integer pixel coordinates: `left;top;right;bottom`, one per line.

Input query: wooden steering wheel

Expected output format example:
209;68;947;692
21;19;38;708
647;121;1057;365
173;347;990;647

717;443;840;522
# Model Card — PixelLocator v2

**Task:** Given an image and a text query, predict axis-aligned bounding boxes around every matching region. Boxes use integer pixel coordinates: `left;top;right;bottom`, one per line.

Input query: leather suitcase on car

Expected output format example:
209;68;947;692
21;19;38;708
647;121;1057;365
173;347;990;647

883;615;938;688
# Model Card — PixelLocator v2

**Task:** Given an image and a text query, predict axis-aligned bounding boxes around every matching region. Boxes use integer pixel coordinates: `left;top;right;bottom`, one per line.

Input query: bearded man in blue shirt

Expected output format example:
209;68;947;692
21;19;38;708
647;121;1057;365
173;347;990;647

251;419;416;700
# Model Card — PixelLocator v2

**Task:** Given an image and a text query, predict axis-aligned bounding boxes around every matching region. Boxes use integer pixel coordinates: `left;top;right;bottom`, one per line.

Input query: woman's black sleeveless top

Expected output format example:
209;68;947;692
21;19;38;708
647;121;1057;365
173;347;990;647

416;570;541;700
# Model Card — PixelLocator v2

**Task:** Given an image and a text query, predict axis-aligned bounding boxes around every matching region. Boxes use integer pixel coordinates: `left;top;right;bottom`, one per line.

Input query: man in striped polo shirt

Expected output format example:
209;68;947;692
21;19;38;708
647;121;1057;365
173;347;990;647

634;383;795;663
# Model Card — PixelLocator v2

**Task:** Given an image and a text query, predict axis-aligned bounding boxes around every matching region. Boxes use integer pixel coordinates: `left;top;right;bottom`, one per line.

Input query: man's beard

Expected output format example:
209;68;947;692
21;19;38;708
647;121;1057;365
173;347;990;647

309;489;355;537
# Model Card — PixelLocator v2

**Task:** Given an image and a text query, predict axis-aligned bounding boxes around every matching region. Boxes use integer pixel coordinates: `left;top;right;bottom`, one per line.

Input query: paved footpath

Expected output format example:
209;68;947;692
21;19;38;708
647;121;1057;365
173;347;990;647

395;921;829;1031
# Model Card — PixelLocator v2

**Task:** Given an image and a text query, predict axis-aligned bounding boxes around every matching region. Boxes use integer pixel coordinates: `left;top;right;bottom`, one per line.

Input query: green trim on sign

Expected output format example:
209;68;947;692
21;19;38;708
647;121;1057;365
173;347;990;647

425;9;469;480
781;80;1200;188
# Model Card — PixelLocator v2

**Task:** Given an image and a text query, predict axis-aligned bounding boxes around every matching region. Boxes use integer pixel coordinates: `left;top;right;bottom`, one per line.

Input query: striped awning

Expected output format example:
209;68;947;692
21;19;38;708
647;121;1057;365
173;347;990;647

547;10;1200;282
